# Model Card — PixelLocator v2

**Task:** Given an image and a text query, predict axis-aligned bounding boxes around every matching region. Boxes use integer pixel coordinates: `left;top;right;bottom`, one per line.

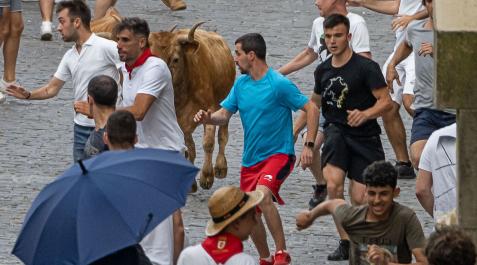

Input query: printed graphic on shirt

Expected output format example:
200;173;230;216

357;243;398;265
322;76;349;109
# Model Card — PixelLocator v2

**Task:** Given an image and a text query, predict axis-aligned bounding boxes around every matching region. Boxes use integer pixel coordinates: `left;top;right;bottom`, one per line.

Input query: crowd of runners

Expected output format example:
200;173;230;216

1;0;476;264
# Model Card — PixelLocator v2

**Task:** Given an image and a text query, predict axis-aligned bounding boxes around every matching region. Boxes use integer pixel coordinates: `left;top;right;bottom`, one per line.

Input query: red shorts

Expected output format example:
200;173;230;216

240;153;295;205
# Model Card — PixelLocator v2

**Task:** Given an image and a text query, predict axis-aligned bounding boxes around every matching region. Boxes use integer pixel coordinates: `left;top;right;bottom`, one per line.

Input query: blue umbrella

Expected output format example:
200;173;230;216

12;148;198;265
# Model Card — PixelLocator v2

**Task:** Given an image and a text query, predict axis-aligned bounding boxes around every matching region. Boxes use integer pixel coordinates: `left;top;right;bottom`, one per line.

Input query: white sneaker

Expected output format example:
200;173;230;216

40;21;53;41
0;79;8;104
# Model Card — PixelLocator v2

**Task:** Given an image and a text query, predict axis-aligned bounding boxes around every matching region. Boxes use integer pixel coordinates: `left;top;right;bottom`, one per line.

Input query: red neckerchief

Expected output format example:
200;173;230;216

125;48;153;78
201;233;243;264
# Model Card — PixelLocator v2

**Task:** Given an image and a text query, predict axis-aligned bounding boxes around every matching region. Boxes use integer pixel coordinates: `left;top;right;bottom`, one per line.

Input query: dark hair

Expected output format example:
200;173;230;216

235;33;266;60
422;0;432;6
323;13;350;33
426;226;476;265
106;110;136;147
114;17;150;41
87;75;118;107
363;161;398;189
56;0;91;30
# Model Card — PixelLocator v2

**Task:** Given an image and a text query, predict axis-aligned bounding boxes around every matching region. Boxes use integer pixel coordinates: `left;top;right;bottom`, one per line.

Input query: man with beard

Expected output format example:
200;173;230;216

115;17;186;265
296;161;428;265
6;0;120;162
194;33;319;265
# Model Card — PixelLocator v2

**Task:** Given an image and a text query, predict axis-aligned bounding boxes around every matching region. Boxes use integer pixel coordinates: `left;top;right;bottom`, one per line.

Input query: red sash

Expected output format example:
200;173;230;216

201;233;243;264
125;48;154;78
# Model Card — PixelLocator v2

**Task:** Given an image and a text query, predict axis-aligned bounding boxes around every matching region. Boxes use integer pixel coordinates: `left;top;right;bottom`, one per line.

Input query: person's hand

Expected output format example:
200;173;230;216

347;109;369;127
385;63;402;93
194;109;212;124
347;0;364;7
367;245;391;265
391;15;414;32
300;146;313;170
296;210;314;231
74;101;92;118
419;42;433;57
5;84;31;99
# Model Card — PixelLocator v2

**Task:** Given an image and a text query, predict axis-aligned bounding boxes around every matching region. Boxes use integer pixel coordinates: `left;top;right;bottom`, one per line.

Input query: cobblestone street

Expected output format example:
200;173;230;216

0;0;433;264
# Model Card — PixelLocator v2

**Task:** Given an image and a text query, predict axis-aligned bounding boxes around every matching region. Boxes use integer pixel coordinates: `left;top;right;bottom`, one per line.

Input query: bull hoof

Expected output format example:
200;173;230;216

199;173;214;190
214;164;227;179
214;156;227;179
189;180;198;193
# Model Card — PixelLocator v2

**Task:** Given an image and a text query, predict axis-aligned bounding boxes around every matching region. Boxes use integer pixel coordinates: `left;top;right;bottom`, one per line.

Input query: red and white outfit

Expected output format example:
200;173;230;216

177;233;256;265
119;48;186;265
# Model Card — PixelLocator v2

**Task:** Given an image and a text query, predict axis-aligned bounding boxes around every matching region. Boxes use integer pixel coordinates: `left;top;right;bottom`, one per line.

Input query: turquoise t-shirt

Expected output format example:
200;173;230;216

221;68;308;167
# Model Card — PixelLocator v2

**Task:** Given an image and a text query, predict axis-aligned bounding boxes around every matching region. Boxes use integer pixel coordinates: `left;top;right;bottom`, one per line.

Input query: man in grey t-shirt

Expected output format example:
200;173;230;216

386;0;455;170
296;161;428;265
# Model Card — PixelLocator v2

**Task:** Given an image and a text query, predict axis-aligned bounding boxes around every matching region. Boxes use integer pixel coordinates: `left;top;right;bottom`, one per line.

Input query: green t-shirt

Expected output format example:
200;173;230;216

334;202;425;265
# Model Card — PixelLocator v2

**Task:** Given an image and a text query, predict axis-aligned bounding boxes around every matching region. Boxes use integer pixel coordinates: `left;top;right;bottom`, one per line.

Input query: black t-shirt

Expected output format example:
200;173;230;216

314;53;386;137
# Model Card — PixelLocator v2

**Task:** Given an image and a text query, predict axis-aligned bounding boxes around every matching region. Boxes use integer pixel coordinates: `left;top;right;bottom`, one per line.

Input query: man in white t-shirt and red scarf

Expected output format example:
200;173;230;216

178;186;264;265
115;17;186;265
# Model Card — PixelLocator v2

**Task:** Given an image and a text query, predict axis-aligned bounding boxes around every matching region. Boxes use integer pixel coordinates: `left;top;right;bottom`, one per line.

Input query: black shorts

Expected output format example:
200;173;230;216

321;124;385;183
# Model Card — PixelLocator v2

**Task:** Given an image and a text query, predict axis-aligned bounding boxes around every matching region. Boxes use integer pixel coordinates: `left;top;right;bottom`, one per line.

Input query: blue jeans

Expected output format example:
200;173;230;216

73;123;94;162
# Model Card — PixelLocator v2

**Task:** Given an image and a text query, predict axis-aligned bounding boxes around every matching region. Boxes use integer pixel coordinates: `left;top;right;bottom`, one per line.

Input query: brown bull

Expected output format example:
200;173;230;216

90;7;121;39
149;22;235;190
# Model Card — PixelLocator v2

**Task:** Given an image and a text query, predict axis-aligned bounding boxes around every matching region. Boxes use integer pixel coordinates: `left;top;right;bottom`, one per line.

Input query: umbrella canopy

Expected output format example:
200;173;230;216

12;148;198;265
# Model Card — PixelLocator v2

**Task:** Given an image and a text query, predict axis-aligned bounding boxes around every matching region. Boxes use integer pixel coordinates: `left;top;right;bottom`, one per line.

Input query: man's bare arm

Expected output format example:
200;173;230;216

194;108;233;126
416;169;434;217
6;77;65;100
296;199;346;230
347;87;392;127
293;93;321;140
123;93;156;121
348;0;400;15
279;47;318;76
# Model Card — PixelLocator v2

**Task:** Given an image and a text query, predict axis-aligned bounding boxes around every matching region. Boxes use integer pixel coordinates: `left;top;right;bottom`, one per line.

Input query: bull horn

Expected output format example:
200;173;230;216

187;21;205;42
169;24;178;32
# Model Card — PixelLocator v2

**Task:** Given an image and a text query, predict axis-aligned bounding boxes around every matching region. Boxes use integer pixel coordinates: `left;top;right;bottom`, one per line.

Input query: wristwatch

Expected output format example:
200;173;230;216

304;141;314;148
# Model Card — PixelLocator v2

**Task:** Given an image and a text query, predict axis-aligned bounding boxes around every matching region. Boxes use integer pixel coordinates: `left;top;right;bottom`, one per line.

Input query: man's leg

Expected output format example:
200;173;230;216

349;180;366;206
308;130;327;209
250;213;271;260
410;140;427;169
39;0;53;40
323;164;350;261
73;124;94;161
382;56;414;179
3;10;23;83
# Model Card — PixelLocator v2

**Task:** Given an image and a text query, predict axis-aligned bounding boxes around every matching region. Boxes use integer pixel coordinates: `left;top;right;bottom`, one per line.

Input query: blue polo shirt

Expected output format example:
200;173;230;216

221;68;308;167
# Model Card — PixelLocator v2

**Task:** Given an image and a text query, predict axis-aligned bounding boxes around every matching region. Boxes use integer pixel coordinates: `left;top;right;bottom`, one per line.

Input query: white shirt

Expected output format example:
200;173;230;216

119;57;185;152
177;244;257;265
419;123;457;222
54;33;121;127
394;0;424;50
140;216;174;265
308;12;370;63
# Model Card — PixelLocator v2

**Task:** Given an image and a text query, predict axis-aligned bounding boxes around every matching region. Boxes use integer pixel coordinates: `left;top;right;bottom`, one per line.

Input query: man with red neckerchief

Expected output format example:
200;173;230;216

178;186;264;265
115;17;186;265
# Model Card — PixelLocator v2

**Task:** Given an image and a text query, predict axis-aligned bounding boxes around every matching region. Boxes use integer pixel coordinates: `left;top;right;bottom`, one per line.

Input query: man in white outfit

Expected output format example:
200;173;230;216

115;17;186;265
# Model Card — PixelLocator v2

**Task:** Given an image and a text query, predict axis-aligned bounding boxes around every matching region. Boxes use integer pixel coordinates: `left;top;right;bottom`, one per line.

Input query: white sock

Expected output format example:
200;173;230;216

261;255;273;262
42;21;52;28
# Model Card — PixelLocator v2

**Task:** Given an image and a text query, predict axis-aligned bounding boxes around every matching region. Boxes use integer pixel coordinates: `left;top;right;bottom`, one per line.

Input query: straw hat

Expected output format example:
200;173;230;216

205;186;264;236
